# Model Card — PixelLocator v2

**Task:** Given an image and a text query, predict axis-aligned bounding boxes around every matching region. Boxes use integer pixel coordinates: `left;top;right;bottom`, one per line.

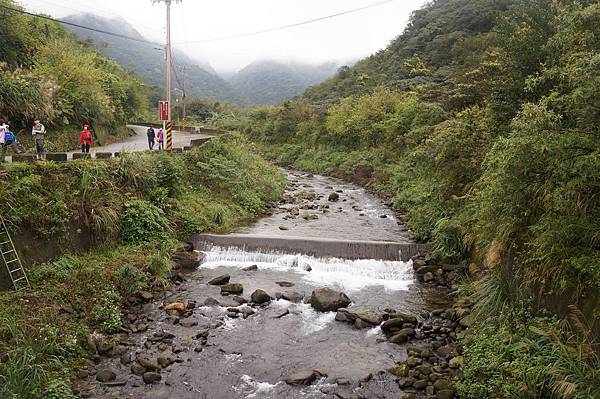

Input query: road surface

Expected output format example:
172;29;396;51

68;124;212;155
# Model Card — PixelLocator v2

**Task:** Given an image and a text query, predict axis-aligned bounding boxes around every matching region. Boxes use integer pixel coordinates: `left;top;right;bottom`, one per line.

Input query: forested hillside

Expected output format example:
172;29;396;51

0;0;148;150
243;0;600;396
230;60;340;105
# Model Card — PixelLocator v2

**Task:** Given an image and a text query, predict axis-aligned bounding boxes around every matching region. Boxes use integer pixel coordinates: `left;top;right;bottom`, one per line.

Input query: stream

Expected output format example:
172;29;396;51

80;171;449;399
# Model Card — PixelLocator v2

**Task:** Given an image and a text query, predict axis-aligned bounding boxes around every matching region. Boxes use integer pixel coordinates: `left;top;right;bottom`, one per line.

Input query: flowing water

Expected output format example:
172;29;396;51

84;171;439;399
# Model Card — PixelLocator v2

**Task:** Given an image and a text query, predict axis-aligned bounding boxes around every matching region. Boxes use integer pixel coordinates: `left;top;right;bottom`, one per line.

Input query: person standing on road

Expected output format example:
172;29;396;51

156;128;164;151
79;124;93;153
146;126;155;150
32;118;46;160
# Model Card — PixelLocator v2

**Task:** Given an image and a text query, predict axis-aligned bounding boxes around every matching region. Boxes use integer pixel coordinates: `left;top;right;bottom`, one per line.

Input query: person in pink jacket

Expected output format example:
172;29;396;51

156;128;164;151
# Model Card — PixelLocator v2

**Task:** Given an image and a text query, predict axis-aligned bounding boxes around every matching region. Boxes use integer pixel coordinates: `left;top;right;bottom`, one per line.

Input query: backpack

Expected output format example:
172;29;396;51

4;131;15;143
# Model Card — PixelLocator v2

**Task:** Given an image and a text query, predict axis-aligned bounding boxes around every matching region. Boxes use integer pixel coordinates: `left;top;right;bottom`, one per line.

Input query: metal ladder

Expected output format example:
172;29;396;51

0;216;30;290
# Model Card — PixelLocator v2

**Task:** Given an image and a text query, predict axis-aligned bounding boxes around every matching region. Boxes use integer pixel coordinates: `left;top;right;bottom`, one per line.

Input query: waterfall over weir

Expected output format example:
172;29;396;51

191;233;426;262
199;245;415;292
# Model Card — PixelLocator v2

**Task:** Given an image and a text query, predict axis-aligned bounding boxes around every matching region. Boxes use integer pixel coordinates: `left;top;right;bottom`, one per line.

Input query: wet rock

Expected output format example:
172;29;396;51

232;295;248;304
415;265;439;275
285;370;325;385
120;353;132;365
227;312;240;318
251;289;272;304
276;281;295;287
328;193;340;202
96;340;113;355
139;291;154;302
221;283;243;295
336;307;382;325
241;306;255;318
136;356;160;372
437;389;456;399
164;303;187;315
131;362;146;376
309;288;351;312
274;309;290;319
381;314;418;335
96;368;116;383
242;265;258;272
143;372;162;384
423;272;435;282
434;379;451;392
208;274;230;286
354;318;368;329
335;378;351;385
204;297;221;306
102;380;127;387
279;226;289;231
281;292;304;303
172;251;204;270
157;357;175;368
405;357;423;368
303;264;312;272
195;329;210;339
413;379;428;390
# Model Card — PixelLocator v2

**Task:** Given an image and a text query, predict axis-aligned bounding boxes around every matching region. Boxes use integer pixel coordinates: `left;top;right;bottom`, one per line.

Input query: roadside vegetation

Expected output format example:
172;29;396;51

0;135;285;397
0;0;150;151
241;0;600;396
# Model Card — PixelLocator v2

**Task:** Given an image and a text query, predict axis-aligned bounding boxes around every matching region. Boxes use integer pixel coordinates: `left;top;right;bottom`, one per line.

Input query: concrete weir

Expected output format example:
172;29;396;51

190;233;426;261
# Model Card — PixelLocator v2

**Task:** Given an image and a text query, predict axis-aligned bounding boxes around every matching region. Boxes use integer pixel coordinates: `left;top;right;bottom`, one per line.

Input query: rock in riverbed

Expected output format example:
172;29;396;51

335;307;382;325
284;370;326;385
221;283;243;295
251;289;272;304
96;368;116;383
208;274;230;286
309;288;351;312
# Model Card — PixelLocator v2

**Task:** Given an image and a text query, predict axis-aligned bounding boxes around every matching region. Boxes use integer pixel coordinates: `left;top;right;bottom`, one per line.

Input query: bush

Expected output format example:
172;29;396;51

121;199;169;244
90;289;121;333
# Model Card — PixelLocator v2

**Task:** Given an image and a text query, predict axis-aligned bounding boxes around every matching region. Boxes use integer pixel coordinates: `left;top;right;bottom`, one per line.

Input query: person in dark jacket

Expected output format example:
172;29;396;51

79;124;93;153
147;126;155;150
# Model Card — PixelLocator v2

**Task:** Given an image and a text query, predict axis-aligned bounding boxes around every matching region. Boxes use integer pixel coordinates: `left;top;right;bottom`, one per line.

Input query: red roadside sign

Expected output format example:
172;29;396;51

159;101;169;121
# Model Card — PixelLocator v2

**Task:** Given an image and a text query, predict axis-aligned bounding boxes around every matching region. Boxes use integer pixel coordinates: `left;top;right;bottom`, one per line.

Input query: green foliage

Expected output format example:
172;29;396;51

90;289;122;333
456;308;600;399
121;199;170;244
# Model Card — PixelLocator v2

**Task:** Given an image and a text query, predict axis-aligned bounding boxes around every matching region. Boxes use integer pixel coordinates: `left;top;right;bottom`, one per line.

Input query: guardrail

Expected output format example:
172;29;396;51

3;137;213;164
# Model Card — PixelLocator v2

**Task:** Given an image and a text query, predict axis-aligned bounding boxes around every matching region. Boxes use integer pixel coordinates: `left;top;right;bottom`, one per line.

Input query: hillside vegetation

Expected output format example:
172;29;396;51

0;0;149;151
243;0;600;396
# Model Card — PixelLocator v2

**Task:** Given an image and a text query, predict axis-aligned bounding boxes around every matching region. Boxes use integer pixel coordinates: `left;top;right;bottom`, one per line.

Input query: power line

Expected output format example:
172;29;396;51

174;0;396;45
0;3;159;45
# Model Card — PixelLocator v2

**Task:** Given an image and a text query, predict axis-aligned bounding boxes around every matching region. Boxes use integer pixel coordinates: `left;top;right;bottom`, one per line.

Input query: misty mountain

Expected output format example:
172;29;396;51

62;14;339;105
229;60;340;105
62;14;242;103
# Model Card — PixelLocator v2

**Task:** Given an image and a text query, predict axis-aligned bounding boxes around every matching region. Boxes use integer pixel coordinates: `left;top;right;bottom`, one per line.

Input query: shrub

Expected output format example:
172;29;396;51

121;199;169;244
90;289;121;333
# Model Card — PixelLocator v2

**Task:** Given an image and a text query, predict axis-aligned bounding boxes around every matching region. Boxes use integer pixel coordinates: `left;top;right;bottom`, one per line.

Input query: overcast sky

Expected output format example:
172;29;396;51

19;0;428;73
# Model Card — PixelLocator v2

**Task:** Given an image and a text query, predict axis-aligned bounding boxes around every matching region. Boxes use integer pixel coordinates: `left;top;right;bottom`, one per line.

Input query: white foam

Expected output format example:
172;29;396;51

238;374;282;398
201;248;413;292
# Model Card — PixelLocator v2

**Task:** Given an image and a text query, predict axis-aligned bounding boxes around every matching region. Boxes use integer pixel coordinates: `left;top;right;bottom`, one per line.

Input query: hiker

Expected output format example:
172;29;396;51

32;118;46;160
146;126;155;150
0;119;6;162
156;128;164;151
3;124;19;154
79;124;93;153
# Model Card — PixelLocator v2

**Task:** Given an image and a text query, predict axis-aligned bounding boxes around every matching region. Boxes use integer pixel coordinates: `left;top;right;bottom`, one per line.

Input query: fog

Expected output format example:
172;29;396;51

19;0;427;72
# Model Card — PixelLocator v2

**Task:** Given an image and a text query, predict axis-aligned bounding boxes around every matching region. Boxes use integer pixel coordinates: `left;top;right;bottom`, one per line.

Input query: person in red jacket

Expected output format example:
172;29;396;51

79;124;93;153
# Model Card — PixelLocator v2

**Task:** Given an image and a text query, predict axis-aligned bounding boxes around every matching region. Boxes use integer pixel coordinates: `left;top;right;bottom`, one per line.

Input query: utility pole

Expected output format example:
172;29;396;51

181;65;187;121
153;0;181;151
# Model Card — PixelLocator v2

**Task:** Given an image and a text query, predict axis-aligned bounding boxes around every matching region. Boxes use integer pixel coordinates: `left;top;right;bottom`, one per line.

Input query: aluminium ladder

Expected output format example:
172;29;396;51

0;216;30;290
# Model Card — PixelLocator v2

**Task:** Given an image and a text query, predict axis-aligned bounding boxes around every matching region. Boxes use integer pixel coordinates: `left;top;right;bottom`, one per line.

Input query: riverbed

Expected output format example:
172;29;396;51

80;171;446;399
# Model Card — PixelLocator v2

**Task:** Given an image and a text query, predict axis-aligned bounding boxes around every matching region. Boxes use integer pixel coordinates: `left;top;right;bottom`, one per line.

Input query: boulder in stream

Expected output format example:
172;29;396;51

172;251;204;270
335;307;382;325
328;192;340;202
250;289;272;304
221;283;244;295
208;274;230;286
309;288;351;312
284;370;326;385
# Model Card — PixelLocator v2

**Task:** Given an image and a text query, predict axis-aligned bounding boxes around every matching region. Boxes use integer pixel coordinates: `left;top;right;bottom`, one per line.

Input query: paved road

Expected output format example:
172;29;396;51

68;124;211;155
2;125;213;162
